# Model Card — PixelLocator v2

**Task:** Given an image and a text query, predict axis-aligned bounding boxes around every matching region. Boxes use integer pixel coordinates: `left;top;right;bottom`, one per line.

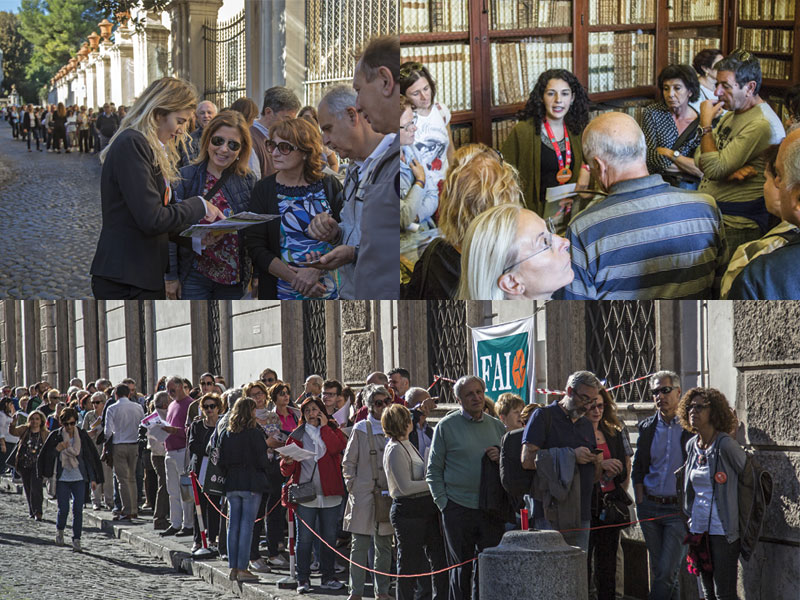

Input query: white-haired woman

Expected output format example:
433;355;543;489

82;391;113;510
457;204;574;300
90;77;227;299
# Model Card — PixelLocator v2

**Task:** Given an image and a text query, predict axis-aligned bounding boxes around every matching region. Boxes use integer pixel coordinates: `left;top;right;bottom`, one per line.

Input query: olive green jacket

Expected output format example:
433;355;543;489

502;118;584;215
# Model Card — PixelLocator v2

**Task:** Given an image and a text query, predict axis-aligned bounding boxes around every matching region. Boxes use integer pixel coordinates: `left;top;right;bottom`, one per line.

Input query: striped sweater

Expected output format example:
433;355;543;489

559;174;728;299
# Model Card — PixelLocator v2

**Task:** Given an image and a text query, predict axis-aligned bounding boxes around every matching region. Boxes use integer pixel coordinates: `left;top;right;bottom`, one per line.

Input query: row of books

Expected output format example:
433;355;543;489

490;40;574;106
667;37;721;66
738;0;795;20
668;0;720;22
737;28;794;53
588;99;650;123
452;123;473;149
588;0;655;26
492;118;520;149
760;58;792;80
400;0;469;34
490;0;572;30
588;31;655;93
400;44;473;111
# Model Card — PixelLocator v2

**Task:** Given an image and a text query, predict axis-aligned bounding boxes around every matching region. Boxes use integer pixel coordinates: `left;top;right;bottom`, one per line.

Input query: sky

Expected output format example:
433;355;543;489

0;0;20;13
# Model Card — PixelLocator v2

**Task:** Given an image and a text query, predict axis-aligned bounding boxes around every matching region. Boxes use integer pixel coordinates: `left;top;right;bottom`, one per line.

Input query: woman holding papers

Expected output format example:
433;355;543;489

280;397;348;594
501;69;591;215
169;110;258;300
90;77;226;299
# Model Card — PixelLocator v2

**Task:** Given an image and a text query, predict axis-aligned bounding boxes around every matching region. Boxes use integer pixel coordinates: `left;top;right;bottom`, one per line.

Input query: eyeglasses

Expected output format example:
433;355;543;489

262;378;276;385
266;140;299;155
372;399;388;408
63;421;76;426
91;400;102;405
651;386;675;397
202;404;218;411
399;114;418;132
501;217;557;274
688;402;711;412
588;403;604;411
209;136;241;152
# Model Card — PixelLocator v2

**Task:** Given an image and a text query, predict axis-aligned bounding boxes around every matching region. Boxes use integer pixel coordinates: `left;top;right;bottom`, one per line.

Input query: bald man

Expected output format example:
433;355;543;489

729;128;800;299
559;112;727;300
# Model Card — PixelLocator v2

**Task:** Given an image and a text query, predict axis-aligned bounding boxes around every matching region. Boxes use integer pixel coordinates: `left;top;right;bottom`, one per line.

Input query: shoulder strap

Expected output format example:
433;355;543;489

204;168;233;201
365;420;382;489
671;118;700;151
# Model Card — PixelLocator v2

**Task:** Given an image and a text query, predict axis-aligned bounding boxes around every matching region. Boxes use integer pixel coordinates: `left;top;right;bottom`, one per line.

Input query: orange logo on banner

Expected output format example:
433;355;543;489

714;472;727;484
512;349;526;389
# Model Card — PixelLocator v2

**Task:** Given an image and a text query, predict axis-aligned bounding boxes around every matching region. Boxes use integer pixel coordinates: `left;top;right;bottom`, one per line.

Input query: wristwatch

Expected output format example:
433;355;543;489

672;150;681;159
700;126;713;136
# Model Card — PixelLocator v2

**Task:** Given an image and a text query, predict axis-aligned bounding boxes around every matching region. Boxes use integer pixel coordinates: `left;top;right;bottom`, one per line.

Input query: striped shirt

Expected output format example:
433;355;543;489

559;174;728;299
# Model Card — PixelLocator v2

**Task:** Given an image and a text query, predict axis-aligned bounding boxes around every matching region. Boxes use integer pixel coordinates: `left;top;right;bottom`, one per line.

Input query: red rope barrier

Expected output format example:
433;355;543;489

201;489;282;523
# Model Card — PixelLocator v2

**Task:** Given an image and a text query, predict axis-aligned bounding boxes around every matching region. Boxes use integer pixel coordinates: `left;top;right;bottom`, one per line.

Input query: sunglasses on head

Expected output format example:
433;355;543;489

266;140;299;155
209;136;241;152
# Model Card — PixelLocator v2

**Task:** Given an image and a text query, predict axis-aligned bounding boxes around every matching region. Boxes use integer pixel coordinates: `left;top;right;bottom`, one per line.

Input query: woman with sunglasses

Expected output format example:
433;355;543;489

39;407;104;551
268;382;298;433
245;117;344;299
676;388;746;600
90;77;226;300
188;393;224;552
458;203;574;300
82;391;113;510
403;143;522;299
169;110;258;300
399;61;455;197
501;69;590;215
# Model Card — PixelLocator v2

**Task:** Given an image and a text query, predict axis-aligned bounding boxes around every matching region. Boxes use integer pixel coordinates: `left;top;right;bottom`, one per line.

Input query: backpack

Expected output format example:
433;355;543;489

499;405;553;505
738;450;773;561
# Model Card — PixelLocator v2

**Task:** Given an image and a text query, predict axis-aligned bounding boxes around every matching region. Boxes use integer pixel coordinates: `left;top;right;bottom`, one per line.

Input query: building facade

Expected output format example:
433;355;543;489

0;299;796;599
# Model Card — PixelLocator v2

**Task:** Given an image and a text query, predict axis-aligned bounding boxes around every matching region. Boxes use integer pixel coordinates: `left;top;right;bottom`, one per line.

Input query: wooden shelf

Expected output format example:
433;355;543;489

490;103;526;119
587;23;656;32
450;110;476;125
668;20;722;29
747;50;794;58
589;86;658;102
762;79;793;88
399;31;469;43
489;27;572;39
737;19;794;28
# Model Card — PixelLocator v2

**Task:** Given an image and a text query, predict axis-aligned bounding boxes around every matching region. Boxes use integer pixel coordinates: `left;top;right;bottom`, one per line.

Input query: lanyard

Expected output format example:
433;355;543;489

543;121;572;184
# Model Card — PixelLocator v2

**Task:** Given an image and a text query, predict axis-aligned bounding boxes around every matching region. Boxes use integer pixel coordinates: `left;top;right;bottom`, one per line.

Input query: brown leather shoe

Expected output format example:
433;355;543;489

236;569;260;582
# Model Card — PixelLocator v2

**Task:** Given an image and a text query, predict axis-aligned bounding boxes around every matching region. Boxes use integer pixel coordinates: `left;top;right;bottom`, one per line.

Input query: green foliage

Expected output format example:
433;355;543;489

0;11;34;97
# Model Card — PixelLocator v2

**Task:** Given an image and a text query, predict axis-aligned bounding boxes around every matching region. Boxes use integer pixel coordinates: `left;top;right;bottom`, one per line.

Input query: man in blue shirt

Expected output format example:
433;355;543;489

521;370;603;552
632;371;692;600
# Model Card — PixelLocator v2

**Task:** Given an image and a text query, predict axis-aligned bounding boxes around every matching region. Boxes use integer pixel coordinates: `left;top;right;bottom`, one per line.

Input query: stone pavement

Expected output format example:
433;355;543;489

0;477;368;600
0;123;101;299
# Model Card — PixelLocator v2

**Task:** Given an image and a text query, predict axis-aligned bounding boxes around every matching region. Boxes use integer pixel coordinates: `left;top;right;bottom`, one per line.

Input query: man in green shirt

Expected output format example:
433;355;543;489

426;375;507;600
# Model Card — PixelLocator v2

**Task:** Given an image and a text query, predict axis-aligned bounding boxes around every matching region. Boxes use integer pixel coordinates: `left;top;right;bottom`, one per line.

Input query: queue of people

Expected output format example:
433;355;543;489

400;48;800;300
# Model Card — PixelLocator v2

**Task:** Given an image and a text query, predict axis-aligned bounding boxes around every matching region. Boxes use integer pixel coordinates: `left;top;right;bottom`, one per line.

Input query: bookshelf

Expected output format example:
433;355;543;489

400;0;799;149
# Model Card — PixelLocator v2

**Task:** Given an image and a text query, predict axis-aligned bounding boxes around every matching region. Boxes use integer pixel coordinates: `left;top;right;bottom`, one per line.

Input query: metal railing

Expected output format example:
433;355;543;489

202;11;247;108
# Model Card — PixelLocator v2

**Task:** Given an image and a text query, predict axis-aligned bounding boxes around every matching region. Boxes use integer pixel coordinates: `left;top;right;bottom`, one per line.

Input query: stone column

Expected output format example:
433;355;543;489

1;301;16;387
98;301;108;377
107;33;132;106
143;300;156;393
324;302;342;381
82;300;100;383
280;301;304;396
544;301;587;392
124;303;144;390
245;0;295;101
169;0;223;90
189;301;210;385
339;301;375;387
67;302;77;380
218;300;231;385
40;301;58;387
56;301;70;390
144;12;171;85
397;301;428;389
85;56;97;109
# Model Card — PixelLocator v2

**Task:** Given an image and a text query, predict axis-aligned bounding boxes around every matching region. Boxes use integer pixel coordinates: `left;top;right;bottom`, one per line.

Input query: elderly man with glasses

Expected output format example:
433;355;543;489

632;370;692;600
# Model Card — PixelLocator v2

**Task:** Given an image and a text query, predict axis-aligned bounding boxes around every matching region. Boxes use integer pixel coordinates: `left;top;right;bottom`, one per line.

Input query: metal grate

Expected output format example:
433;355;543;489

303;301;327;379
303;0;399;106
208;301;221;377
585;302;657;404
426;300;468;404
202;11;247;108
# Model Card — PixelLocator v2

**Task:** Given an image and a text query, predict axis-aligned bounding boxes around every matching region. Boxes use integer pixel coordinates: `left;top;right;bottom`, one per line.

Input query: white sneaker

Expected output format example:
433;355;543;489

297;581;312;594
249;558;271;573
72;538;82;552
267;554;289;567
55;531;64;546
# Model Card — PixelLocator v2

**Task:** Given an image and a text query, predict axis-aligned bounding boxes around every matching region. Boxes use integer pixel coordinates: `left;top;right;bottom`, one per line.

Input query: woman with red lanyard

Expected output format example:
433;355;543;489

502;69;592;218
586;388;633;600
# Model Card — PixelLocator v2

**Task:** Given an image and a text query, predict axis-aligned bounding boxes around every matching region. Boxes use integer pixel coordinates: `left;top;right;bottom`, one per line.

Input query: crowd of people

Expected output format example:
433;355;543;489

0;364;765;600
401;49;800;300
2;102;123;154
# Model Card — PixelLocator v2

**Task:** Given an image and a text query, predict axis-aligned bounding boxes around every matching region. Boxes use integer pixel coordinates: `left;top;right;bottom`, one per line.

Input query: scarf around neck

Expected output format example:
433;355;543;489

305;423;327;462
60;427;82;472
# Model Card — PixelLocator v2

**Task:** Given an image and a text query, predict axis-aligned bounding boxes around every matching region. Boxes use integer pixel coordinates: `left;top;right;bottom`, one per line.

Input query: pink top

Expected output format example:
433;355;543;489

598;442;616;493
164;396;193;451
278;411;298;433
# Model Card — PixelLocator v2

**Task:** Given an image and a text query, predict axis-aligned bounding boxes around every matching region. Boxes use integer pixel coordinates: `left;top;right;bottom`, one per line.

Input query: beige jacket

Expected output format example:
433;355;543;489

342;415;393;536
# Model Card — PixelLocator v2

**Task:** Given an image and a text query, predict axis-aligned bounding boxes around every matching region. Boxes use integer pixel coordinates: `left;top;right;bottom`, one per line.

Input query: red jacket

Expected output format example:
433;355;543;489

280;422;347;507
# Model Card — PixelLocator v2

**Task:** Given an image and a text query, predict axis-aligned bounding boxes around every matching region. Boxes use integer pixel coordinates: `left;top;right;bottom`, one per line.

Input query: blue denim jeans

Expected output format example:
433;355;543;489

295;503;341;583
700;536;741;600
636;498;687;600
56;479;86;539
227;490;262;570
534;516;591;554
181;268;244;300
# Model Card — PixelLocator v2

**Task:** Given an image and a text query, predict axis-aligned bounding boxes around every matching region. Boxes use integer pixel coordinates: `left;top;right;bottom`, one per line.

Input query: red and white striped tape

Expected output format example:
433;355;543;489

429;372;655;398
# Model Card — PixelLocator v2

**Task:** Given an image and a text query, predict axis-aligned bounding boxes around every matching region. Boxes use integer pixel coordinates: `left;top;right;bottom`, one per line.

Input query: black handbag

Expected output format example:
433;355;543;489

288;461;318;505
599;487;633;527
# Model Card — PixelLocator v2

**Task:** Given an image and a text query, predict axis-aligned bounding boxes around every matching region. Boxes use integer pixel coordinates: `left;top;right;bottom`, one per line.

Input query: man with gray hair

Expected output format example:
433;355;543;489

251;86;301;179
427;375;506;600
729;127;800;298
306;83;389;299
158;375;194;537
183;100;218;164
632;370;691;600
560;111;727;300
521;370;604;552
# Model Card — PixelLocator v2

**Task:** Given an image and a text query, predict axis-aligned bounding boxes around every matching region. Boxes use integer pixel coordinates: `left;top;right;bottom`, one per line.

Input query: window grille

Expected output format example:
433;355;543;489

303;301;327;379
426;300;468;404
203;11;247;108
208;301;221;377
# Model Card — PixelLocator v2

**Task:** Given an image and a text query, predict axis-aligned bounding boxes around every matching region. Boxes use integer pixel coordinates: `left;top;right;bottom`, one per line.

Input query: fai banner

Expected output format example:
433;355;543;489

471;316;535;404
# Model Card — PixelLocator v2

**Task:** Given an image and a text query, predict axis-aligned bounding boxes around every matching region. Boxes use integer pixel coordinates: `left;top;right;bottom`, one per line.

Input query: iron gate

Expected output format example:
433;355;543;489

202;11;247;108
585;302;656;403
427;300;469;404
208;301;221;377
304;0;399;106
303;301;327;379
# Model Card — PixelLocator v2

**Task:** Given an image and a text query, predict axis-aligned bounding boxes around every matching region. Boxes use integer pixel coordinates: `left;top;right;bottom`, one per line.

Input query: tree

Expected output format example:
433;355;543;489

0;11;34;98
95;0;168;30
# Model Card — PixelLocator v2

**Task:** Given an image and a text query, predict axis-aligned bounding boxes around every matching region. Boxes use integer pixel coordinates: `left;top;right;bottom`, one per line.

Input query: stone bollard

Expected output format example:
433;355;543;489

478;530;588;600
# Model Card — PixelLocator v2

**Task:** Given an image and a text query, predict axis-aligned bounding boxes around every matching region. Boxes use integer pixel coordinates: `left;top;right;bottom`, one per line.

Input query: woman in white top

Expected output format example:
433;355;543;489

692;49;724;110
0;398;20;476
381;403;447;600
400;61;455;198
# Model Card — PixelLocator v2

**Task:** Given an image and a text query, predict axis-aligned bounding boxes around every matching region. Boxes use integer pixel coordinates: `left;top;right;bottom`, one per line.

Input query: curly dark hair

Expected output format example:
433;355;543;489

518;69;589;134
677;387;735;434
657;64;701;103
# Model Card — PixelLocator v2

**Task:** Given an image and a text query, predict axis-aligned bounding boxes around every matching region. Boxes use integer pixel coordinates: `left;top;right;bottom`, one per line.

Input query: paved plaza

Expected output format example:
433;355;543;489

0;124;101;298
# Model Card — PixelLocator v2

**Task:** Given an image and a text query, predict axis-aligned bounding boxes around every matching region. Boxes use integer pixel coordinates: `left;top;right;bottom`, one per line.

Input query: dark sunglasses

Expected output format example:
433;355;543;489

372;399;388;408
651;386;675;396
266;140;299;155
91;400;103;405
210;136;241;152
202;404;218;410
262;378;276;384
63;421;77;426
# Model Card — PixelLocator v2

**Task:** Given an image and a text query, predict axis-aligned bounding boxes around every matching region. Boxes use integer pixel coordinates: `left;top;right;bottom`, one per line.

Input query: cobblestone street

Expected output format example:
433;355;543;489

0;124;101;298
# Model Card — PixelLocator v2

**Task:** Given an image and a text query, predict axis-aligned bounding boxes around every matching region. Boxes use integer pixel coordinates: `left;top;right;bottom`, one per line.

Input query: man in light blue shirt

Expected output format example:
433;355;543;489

104;383;144;520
